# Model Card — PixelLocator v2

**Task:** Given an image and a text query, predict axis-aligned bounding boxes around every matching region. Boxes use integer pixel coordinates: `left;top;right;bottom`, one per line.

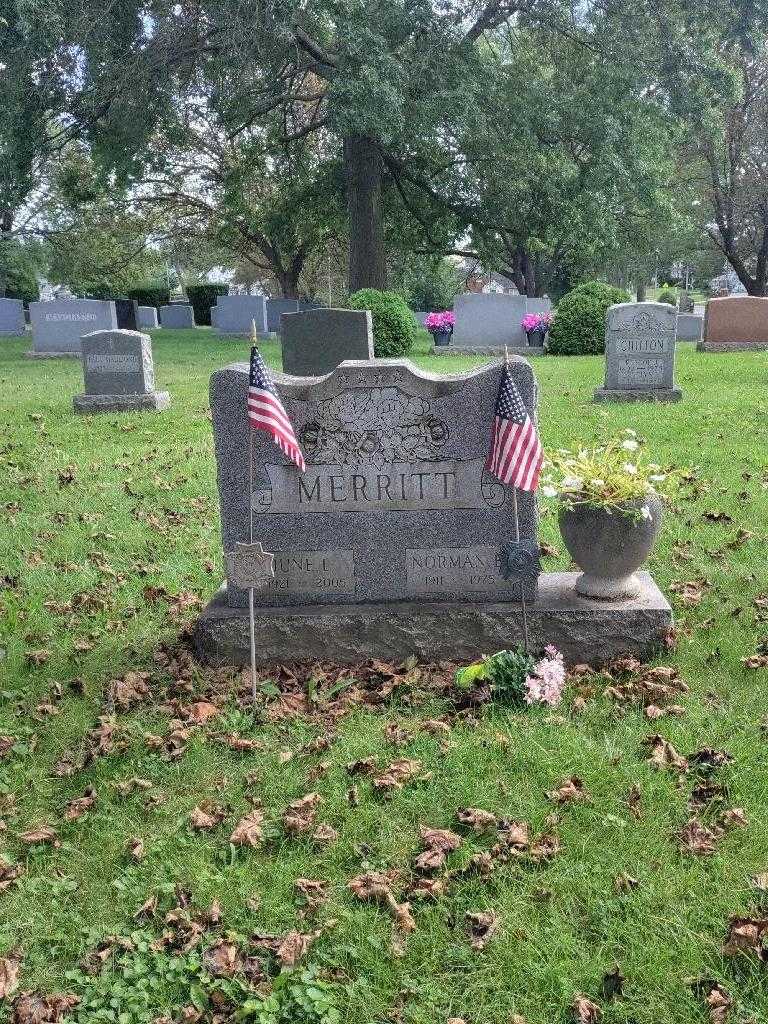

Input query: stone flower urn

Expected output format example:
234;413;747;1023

558;492;662;600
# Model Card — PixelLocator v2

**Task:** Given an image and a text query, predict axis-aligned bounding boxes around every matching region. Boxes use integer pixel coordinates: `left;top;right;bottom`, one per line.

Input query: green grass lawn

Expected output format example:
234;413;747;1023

1;329;768;1024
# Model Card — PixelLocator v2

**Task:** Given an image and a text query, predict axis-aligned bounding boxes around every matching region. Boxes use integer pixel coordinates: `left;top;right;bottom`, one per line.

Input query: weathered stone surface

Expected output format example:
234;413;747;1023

701;296;768;349
209;357;539;610
676;313;703;342
595;301;681;403
159;304;196;328
213;295;268;335
452;293;528;348
194;571;672;667
73;391;170;414
266;299;299;333
0;297;25;336
114;298;139;330
281;308;374;375
30;299;117;354
80;329;154;396
137;306;160;329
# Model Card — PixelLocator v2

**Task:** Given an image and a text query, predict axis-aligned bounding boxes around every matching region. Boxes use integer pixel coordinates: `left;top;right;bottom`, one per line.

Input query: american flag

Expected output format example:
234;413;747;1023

247;346;305;471
484;363;542;492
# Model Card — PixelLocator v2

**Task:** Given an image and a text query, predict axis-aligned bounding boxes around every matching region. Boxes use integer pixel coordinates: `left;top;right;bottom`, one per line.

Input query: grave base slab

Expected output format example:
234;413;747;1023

697;341;768;352
73;391;170;414
25;350;80;359
431;345;546;357
193;571;671;668
594;387;682;403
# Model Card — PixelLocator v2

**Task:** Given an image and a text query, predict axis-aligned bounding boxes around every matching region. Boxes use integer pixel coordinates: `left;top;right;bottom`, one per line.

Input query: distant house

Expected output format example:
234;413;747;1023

454;258;519;295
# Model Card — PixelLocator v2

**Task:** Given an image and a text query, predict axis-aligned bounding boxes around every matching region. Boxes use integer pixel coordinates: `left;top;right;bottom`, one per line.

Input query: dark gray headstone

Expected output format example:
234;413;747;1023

74;329;170;413
266;298;299;333
676;313;703;342
114;298;138;330
208;357;538;611
137;306;159;330
280;308;374;376
595;302;682;402
213;295;268;335
29;299;117;354
0;297;25;336
159;304;196;328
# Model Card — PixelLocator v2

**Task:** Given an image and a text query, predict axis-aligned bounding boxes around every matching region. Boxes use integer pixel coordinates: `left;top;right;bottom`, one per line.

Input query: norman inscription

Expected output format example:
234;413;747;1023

407;546;513;594
263;549;354;594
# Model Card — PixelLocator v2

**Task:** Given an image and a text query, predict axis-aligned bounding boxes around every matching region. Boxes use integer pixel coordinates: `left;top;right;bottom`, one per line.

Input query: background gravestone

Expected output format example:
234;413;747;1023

447;294;552;353
114;298;139;330
699;296;768;351
29;299;117;356
676;313;703;342
137;306;160;329
280;308;374;376
159;304;196;328
74;330;170;413
266;298;299;333
195;356;672;665
213;295;268;335
0;298;25;336
594;301;681;402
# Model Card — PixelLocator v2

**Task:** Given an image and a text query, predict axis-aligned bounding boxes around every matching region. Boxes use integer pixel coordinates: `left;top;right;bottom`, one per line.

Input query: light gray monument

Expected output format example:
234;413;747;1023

159;304;196;328
0;298;25;336
194;358;671;665
73;330;170;413
281;308;374;375
266;298;299;333
29;299;117;356
137;306;160;330
594;301;681;403
446;294;553;354
676;313;703;342
213;295;268;336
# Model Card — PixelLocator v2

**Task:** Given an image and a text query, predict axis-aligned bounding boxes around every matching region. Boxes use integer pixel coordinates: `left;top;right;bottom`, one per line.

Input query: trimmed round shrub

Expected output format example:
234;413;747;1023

547;281;630;356
348;288;416;358
657;288;677;306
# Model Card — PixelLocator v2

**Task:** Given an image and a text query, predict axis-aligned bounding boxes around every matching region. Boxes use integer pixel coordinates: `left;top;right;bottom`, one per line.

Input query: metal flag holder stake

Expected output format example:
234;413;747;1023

504;343;532;655
222;320;276;703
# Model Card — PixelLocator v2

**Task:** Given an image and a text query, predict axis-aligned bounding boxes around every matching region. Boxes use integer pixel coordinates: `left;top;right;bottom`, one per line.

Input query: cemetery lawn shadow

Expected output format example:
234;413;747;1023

1;332;768;1023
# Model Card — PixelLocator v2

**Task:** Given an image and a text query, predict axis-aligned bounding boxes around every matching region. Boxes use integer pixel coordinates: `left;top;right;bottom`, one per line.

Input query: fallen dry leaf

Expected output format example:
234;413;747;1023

0;952;21;999
676;818;722;856
546;776;590;805
283;793;322;835
414;828;462;871
126;837;144;862
456;807;498;832
571;994;602;1022
723;913;768;962
275;929;320;968
643;734;688;771
465;910;500;950
189;802;226;831
373;758;423;793
17;826;59;847
12;992;79;1024
64;787;97;822
0;858;24;894
229;809;264;848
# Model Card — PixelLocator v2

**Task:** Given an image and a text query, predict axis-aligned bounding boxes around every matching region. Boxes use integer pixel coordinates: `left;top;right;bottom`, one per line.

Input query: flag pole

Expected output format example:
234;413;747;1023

504;345;531;655
248;319;258;703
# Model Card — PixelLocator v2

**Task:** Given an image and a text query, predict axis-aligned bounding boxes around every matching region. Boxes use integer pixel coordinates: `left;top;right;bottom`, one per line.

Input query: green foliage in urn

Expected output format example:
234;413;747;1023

542;431;681;518
547;281;630;355
347;288;415;358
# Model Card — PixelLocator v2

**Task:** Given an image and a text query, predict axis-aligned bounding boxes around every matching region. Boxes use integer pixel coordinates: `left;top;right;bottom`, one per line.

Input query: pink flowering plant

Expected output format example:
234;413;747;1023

423;311;455;333
455;645;566;707
521;311;552;332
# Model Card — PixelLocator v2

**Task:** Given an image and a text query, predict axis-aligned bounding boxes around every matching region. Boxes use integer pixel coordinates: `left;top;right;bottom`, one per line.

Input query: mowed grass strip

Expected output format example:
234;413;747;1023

0;331;767;1023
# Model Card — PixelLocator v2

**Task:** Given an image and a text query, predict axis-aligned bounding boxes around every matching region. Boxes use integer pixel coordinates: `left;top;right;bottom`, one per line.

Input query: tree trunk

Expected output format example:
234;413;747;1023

344;135;387;293
636;279;647;302
275;271;301;299
0;209;12;297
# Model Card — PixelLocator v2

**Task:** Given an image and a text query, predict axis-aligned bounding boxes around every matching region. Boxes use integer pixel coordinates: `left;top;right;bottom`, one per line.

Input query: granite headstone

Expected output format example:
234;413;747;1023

594;301;681;402
676;313;703;342
115;298;139;330
699;296;768;351
451;293;528;349
0;298;25;336
29;299;118;356
266;298;299;333
213;295;268;335
159;304;196;329
137;306;160;330
73;329;170;413
280;308;374;376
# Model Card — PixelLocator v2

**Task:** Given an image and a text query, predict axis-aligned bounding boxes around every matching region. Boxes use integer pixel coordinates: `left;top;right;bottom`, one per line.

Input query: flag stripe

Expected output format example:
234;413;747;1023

484;363;542;493
247;346;305;472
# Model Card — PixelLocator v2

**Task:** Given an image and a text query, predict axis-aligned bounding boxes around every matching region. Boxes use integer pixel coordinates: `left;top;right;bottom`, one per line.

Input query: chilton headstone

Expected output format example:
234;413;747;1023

73;329;170;413
594;301;681;403
195;358;671;665
159;304;196;329
29;299;117;356
281;308;374;375
699;296;768;351
0;297;25;336
213;295;268;335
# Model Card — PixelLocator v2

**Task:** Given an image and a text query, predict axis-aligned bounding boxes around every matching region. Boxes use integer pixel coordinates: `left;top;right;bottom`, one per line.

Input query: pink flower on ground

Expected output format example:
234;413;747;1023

524;648;566;706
